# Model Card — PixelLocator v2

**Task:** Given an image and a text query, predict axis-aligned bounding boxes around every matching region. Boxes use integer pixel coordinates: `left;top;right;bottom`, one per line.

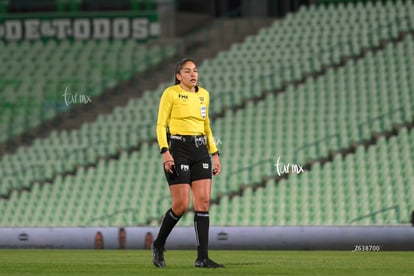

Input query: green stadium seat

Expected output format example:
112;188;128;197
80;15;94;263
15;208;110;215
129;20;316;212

1;0;414;227
0;38;176;144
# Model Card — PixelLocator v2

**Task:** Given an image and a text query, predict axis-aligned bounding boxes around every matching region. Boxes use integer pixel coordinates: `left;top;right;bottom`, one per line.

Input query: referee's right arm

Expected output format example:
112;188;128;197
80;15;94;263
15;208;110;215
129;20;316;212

156;89;175;174
156;90;173;151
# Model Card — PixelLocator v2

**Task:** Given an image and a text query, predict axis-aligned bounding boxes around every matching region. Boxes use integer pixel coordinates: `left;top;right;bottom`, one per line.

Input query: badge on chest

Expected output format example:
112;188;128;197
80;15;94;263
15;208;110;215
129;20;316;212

200;105;206;119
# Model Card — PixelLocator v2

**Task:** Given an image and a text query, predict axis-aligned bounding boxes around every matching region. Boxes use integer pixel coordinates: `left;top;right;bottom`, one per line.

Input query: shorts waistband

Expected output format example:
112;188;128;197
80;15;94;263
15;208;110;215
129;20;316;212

170;135;206;143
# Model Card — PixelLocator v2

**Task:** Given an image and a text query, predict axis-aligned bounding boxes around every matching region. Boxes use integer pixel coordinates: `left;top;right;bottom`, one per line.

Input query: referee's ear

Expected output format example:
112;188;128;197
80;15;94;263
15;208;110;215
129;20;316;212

175;61;182;84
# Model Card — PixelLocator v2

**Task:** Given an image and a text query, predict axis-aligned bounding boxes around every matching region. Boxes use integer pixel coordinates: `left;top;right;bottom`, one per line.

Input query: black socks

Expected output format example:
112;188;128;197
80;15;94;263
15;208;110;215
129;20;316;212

194;211;210;259
154;209;211;260
153;208;181;249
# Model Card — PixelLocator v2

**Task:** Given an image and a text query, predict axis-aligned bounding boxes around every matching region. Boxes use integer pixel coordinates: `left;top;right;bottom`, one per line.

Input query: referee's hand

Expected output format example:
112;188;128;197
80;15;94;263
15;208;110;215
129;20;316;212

212;155;221;176
162;151;175;174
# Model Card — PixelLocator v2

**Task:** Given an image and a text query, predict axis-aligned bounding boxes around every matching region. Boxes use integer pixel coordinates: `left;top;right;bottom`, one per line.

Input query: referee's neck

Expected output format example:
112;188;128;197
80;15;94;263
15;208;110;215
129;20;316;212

179;83;197;92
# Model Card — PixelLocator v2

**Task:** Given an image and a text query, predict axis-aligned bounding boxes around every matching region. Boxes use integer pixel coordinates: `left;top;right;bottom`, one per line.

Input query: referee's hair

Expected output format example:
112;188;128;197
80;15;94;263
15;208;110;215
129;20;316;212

174;58;196;85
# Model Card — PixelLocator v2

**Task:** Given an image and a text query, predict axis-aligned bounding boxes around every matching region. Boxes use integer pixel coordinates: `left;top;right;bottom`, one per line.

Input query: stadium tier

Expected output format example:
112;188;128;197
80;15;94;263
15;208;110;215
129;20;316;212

0;40;175;143
209;126;413;226
1;0;413;198
1;124;412;226
204;0;414;114
0;0;413;227
201;35;414;200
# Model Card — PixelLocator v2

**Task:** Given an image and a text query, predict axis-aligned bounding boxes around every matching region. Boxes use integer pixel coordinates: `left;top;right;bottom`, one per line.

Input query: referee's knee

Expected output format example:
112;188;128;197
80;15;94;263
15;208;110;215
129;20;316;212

193;199;210;212
172;202;189;216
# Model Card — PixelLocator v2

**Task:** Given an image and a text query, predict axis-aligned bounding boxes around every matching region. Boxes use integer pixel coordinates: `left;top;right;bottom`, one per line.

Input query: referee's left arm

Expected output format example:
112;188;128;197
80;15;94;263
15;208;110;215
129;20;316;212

204;97;218;155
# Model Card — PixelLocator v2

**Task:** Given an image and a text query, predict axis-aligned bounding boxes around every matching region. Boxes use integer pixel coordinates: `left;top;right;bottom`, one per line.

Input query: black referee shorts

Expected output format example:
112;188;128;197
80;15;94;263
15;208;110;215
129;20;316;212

164;135;212;185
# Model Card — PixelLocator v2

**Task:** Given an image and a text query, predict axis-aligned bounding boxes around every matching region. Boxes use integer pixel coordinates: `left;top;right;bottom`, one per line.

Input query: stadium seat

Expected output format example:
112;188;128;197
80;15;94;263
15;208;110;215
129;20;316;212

0;39;176;143
1;0;414;227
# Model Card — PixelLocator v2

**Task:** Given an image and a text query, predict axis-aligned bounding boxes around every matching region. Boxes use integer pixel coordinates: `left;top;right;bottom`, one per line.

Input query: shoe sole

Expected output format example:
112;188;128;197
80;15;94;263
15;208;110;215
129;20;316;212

153;261;166;268
152;248;166;268
195;262;224;268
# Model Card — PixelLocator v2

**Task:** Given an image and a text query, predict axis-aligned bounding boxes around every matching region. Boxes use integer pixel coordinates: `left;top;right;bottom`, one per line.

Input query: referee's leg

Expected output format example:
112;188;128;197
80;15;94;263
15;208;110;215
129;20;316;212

152;184;190;268
192;179;224;268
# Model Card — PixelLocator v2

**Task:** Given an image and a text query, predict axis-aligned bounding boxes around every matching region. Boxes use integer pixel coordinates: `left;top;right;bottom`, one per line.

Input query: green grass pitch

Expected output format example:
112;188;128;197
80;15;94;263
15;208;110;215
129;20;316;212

0;250;413;275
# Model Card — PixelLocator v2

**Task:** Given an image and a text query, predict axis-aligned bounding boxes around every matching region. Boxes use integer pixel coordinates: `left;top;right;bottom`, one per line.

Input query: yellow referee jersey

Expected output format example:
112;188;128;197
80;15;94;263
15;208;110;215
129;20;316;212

156;84;218;154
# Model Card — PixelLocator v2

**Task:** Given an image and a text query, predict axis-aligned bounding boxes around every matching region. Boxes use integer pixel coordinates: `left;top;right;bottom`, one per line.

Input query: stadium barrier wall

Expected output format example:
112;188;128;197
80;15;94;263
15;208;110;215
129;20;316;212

0;226;413;250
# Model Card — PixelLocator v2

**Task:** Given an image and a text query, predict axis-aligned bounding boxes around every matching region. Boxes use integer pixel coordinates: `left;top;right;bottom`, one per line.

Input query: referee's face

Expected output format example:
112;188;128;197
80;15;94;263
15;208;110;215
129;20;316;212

177;61;198;91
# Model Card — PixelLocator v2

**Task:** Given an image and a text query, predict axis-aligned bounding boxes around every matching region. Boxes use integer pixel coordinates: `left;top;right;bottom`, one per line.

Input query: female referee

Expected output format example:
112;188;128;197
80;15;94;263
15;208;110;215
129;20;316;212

152;58;223;268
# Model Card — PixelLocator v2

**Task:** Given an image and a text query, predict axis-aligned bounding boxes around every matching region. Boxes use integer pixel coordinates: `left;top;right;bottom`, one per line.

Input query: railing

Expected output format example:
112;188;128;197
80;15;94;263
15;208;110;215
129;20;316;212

85;207;140;226
0;122;157;197
357;107;405;139
210;13;413;111
294;107;405;164
224;158;275;188
348;205;402;225
295;133;341;163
